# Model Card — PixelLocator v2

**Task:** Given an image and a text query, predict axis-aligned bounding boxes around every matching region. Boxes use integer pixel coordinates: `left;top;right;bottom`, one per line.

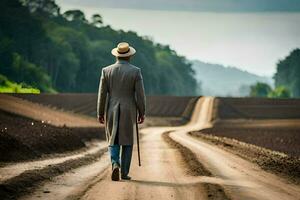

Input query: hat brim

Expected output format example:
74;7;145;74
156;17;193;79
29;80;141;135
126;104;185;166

111;47;136;57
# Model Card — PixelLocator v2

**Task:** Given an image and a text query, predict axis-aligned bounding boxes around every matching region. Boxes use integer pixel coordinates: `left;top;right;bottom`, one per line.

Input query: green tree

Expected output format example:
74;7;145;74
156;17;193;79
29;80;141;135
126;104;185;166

91;14;103;27
0;0;198;95
274;49;300;97
0;0;54;92
11;53;54;92
268;86;291;98
21;0;60;16
0;74;40;93
63;10;87;23
250;82;272;97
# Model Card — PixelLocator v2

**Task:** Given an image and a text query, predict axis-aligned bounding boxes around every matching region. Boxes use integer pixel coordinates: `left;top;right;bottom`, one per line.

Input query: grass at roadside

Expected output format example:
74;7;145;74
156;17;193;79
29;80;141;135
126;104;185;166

0;74;40;94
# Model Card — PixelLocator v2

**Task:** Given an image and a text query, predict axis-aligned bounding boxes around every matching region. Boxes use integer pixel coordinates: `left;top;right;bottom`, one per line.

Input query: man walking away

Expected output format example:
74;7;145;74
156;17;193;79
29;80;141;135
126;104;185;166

97;42;146;181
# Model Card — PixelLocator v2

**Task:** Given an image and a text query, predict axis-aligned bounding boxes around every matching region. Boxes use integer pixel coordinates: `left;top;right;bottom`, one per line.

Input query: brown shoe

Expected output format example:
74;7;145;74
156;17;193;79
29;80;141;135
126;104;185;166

111;164;120;181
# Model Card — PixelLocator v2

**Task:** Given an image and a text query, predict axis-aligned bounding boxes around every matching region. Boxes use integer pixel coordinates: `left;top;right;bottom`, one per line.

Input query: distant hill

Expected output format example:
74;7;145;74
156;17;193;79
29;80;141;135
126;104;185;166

191;60;273;97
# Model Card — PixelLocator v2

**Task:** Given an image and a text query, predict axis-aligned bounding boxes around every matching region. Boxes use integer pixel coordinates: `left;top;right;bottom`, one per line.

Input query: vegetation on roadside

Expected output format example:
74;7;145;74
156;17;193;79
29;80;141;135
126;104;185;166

249;82;291;98
0;74;40;93
249;48;300;98
268;86;291;98
274;49;300;97
0;0;197;95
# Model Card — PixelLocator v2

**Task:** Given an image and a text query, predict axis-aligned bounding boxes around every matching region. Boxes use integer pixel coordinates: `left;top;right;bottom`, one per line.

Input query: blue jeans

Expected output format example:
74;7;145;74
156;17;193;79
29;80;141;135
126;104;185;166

108;145;133;177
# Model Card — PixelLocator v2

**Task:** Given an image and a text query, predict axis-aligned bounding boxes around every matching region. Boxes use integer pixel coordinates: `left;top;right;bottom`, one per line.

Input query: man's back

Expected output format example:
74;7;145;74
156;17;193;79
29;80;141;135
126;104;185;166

97;59;146;146
104;60;140;100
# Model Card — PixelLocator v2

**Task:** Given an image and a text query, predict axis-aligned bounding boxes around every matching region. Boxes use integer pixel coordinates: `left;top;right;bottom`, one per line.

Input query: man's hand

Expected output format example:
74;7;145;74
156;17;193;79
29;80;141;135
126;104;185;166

137;115;145;124
98;116;105;124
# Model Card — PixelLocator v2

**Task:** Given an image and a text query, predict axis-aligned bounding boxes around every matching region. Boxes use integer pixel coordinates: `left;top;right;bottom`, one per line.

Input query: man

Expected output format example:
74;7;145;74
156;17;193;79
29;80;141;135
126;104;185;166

97;42;146;181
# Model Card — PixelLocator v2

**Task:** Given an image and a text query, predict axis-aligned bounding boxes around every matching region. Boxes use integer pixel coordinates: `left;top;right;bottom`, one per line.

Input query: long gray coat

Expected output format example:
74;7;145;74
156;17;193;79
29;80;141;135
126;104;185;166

97;60;146;145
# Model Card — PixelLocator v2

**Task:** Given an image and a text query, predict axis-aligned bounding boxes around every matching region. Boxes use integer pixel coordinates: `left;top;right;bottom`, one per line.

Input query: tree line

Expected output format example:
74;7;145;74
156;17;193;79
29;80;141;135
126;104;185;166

0;0;197;95
250;48;300;98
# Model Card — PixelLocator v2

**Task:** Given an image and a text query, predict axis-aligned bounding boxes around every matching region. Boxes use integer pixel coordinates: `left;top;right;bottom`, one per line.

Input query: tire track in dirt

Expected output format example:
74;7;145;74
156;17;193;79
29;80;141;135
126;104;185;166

188;131;300;184
0;146;107;199
80;126;211;200
74;97;217;200
169;131;300;200
162;131;230;200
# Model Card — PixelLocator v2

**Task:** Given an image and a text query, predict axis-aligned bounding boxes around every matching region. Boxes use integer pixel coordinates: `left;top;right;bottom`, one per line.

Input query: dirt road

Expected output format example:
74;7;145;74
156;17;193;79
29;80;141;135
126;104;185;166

15;97;300;200
82;97;300;200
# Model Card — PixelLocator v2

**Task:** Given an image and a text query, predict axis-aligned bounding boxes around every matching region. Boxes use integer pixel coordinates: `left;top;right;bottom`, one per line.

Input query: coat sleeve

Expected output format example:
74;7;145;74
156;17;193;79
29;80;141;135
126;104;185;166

97;68;108;118
135;68;146;117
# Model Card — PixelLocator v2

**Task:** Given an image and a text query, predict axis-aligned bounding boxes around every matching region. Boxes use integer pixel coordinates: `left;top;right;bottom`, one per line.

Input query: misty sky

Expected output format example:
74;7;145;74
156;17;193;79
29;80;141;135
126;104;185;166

58;0;300;12
57;0;300;76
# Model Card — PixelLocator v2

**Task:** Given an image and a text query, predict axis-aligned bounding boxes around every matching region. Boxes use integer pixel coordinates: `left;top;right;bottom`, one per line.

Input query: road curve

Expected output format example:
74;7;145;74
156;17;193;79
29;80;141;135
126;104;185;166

20;97;300;200
80;98;216;200
170;97;300;200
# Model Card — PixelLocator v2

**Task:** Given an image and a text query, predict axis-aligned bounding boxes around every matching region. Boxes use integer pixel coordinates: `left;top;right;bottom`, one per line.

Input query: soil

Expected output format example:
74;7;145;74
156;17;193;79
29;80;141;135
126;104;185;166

213;97;300;120
162;131;230;200
162;131;212;177
0;110;105;162
204;97;300;184
189;131;300;184
1;94;300;200
141;116;188;128
13;94;199;119
81;123;225;200
13;93;98;117
0;148;106;200
0;94;100;127
198;126;300;157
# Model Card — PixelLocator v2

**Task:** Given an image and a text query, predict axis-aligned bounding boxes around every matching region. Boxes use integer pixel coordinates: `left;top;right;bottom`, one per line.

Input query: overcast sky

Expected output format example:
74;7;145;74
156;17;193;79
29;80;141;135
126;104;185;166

57;0;300;12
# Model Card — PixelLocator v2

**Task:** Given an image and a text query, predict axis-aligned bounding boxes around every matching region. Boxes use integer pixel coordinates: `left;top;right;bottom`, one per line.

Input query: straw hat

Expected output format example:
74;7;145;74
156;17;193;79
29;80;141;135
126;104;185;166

111;42;136;57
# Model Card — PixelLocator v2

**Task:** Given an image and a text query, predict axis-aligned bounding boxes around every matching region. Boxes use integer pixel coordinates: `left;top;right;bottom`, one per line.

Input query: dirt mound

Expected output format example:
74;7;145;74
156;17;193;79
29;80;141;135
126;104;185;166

207;97;300;159
0;94;100;127
13;94;199;119
13;93;98;117
213;97;300;120
199;127;300;157
0;134;38;162
0;110;105;162
146;96;199;118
